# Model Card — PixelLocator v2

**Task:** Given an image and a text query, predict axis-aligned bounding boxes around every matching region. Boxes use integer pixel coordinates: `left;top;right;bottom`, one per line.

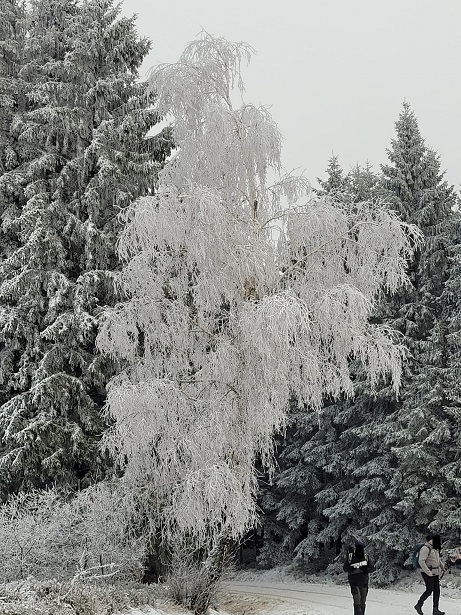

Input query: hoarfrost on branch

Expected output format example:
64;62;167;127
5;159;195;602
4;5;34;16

96;32;421;549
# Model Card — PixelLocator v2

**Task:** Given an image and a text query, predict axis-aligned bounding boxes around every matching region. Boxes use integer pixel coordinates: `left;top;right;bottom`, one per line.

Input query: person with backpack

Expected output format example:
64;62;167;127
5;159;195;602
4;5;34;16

414;534;445;615
343;541;375;615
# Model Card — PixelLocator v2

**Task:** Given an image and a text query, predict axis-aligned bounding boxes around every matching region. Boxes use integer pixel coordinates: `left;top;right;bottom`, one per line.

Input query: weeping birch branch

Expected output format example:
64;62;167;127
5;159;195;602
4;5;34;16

96;31;421;552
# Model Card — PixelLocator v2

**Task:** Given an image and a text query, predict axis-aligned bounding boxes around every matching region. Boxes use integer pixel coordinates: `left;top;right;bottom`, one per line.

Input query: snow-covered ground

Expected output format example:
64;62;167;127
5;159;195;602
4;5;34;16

4;570;461;615
120;575;461;615
224;579;461;615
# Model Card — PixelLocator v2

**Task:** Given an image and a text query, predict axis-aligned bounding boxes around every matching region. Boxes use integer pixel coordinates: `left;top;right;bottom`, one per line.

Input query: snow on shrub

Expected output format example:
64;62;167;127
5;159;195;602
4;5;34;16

0;482;145;583
0;578;165;615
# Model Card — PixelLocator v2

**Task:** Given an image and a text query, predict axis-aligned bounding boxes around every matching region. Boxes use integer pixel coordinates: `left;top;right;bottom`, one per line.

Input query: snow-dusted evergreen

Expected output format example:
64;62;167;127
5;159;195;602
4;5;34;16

0;1;26;208
382;108;459;547
347;110;458;576
315;158;382;204
315;154;348;196
0;0;172;493
96;34;419;606
0;0;27;415
442;217;461;536
347;162;382;202
258;104;459;582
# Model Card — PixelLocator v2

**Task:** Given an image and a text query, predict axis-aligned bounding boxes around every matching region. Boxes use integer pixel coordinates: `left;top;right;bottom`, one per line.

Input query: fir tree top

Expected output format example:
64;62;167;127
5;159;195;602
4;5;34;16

316;154;348;196
381;102;429;223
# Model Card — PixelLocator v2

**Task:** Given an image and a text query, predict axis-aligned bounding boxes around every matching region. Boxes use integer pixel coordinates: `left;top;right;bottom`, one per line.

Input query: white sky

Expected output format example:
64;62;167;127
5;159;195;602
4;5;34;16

121;0;461;189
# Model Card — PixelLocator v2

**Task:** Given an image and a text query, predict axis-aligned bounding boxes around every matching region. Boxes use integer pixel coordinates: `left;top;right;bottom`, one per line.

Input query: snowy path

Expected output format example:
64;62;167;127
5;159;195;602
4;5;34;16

225;580;461;615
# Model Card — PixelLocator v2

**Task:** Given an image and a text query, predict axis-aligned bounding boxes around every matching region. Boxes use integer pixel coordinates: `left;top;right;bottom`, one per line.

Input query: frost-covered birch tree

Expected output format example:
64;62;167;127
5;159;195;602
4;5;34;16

97;33;420;565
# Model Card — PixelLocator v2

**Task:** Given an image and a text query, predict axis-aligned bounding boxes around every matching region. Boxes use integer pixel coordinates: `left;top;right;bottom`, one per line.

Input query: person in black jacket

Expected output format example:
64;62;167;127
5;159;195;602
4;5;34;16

343;542;375;615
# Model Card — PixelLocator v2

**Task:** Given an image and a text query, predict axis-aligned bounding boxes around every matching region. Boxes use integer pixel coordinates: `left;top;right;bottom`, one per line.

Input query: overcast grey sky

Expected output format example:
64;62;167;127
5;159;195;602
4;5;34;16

122;0;460;189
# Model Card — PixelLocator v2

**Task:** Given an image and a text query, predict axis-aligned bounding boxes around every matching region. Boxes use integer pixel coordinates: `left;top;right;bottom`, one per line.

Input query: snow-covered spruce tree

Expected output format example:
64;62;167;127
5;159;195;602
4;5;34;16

308;108;457;583
96;33;418;608
0;0;25;166
258;106;458;583
302;105;457;582
0;1;26;206
315;158;382;204
347;162;382;203
0;0;172;493
0;0;27;409
315;154;349;197
440;213;461;543
255;400;342;570
381;108;459;551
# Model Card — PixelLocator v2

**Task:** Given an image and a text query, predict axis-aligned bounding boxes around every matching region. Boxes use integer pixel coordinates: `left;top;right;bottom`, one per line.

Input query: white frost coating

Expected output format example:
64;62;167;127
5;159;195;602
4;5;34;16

96;32;421;549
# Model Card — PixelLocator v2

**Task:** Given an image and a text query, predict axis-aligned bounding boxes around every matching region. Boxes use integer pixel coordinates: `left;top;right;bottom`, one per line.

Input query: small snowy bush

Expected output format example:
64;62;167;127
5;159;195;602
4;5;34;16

0;490;63;582
0;483;145;583
62;481;146;582
0;579;164;615
166;540;235;615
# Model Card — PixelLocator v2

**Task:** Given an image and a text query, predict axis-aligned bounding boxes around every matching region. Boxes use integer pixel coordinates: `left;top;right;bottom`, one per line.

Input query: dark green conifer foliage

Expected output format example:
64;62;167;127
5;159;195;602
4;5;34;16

382;107;458;545
0;1;27;479
347;162;382;202
0;0;26;175
0;0;27;267
330;108;458;579
440;215;461;538
0;0;172;493
258;106;458;581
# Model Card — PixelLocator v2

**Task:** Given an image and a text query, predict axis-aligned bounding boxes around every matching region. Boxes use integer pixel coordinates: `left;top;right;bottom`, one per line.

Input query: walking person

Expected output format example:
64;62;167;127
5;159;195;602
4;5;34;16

415;534;445;615
343;541;374;615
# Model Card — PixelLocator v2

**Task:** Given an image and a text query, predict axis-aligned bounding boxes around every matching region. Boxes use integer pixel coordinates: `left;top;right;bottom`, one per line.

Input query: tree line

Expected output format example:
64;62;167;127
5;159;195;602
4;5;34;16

0;0;459;610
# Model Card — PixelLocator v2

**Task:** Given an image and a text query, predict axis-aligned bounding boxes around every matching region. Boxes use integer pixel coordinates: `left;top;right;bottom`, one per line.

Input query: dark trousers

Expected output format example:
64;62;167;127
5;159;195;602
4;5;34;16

417;572;440;610
351;585;368;615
